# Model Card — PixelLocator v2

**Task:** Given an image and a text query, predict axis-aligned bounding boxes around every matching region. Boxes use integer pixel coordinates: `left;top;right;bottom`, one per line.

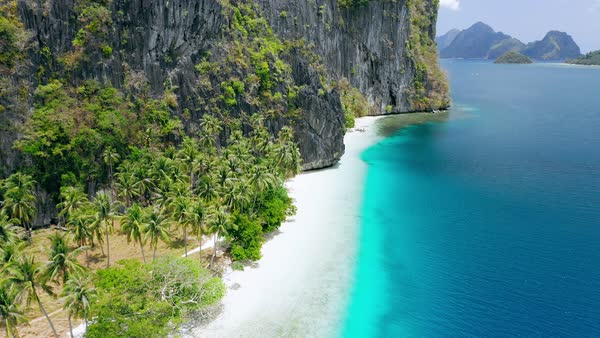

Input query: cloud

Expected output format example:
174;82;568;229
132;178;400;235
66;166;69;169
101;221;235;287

440;0;460;11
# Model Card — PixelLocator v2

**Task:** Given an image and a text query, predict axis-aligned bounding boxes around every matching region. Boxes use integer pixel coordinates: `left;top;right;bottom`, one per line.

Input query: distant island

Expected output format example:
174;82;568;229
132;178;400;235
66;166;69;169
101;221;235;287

495;51;533;64
437;22;581;61
566;50;600;65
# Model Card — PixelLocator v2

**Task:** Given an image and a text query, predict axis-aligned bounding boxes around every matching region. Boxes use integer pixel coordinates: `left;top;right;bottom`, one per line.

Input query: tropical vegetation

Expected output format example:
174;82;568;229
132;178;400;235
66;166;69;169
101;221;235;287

0;102;300;336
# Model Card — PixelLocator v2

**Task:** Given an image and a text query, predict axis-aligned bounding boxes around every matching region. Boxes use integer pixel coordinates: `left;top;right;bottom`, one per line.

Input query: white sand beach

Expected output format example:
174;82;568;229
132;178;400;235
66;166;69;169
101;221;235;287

188;116;384;338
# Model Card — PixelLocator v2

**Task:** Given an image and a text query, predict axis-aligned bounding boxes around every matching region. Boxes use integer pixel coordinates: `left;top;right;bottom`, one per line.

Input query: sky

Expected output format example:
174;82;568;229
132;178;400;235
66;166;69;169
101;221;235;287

437;0;600;52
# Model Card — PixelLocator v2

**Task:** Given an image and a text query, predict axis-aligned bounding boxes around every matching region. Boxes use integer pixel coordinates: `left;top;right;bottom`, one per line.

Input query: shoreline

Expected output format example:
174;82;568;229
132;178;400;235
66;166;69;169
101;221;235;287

187;116;384;337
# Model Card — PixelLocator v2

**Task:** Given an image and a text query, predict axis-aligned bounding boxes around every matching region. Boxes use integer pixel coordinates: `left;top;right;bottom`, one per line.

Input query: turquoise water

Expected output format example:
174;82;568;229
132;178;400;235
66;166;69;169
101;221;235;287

343;60;600;337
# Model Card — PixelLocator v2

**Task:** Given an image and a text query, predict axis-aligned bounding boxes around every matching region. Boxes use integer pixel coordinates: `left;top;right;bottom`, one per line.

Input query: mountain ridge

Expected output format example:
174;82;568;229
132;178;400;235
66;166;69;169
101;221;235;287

437;23;581;61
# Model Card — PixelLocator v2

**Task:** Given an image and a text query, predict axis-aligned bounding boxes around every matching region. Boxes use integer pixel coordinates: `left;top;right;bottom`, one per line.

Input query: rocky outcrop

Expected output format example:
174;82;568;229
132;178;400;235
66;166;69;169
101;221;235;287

3;0;445;174
521;31;581;61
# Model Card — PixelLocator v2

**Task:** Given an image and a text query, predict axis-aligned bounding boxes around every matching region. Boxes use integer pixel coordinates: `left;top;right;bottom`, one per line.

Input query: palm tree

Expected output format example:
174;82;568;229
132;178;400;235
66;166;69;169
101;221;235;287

207;207;233;268
102;147;120;200
7;254;58;337
169;196;192;256
45;232;85;285
68;207;94;268
199;114;223;150
223;179;251;213
249;114;270;157
0;242;24;273
122;204;148;263
195;153;215;175
116;171;139;208
92;193;115;268
0;213;20;245
187;198;207;260
177;137;200;190
153;156;174;182
62;273;96;338
57;186;88;225
0;282;27;338
153;177;174;208
144;208;171;261
132;165;154;206
247;165;277;212
0;172;37;242
197;173;219;202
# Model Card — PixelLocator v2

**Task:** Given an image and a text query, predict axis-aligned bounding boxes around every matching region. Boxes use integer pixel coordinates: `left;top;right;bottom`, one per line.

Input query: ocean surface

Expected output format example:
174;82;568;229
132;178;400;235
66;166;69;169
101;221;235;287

343;60;600;337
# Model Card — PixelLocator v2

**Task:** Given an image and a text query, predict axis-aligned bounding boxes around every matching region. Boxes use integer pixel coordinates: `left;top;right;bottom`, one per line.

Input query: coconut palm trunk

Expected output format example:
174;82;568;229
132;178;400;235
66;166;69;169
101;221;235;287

68;314;74;338
197;228;204;261
252;191;258;213
105;224;111;268
85;246;90;268
210;231;219;267
25;222;32;244
5;320;15;338
139;238;147;264
183;224;188;257
34;290;58;338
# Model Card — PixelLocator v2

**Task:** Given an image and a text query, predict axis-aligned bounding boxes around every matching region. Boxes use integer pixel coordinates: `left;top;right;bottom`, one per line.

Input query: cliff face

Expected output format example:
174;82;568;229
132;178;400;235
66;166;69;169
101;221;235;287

3;0;446;176
255;0;448;114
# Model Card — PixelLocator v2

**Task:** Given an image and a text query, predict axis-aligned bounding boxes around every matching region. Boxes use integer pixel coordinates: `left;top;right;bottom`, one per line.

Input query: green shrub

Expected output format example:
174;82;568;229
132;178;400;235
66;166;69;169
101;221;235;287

227;214;264;261
257;186;294;233
89;257;224;338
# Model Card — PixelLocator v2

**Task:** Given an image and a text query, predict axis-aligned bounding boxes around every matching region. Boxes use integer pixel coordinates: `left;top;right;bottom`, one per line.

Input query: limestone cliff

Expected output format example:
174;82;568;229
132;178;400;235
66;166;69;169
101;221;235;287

1;0;447;176
255;0;449;114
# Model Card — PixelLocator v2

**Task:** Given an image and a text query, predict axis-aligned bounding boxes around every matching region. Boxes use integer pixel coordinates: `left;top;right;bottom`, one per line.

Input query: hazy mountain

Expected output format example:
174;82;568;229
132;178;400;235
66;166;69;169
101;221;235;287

437;24;582;61
521;31;582;60
436;29;461;50
440;22;513;59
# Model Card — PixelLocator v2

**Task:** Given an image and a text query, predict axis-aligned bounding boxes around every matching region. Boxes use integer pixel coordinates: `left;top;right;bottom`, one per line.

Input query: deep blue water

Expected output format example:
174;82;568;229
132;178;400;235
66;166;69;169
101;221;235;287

343;60;600;337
